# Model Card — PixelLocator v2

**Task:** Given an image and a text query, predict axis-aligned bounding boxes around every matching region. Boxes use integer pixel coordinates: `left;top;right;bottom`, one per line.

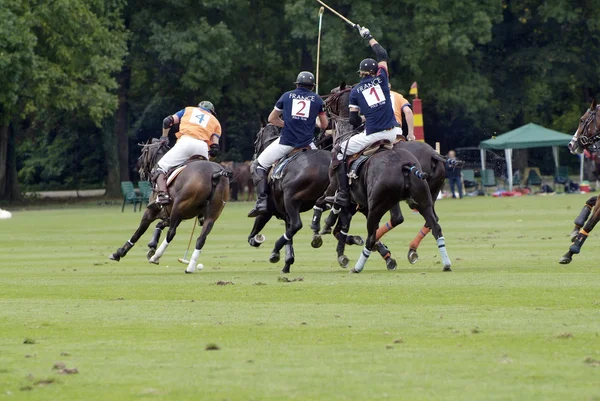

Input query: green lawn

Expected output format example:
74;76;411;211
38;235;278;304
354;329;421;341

1;195;599;400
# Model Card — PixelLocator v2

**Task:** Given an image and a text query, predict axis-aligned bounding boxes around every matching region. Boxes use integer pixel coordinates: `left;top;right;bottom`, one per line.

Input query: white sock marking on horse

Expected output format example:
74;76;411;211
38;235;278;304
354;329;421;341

150;239;170;263
437;237;451;268
186;249;202;273
354;247;371;273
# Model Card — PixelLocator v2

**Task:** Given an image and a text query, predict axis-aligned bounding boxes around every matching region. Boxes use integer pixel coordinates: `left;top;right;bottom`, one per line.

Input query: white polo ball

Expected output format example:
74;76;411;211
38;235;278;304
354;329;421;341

197;263;204;271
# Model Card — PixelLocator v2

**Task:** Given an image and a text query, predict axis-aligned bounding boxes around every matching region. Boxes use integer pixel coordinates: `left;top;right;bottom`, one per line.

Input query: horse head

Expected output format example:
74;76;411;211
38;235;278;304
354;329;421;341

138;138;169;180
325;81;353;119
253;122;281;158
569;99;600;154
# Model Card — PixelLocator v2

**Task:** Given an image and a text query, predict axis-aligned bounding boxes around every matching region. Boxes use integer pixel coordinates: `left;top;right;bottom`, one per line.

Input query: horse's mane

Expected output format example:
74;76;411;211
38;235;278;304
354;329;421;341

138;139;169;180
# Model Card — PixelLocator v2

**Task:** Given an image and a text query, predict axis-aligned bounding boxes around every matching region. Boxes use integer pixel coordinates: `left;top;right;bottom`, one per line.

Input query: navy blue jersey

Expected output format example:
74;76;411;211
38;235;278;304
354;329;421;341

349;66;398;135
274;87;325;148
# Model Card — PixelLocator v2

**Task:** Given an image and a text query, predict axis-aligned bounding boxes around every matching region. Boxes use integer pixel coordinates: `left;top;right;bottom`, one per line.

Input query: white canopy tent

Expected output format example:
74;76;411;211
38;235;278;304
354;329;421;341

479;123;582;191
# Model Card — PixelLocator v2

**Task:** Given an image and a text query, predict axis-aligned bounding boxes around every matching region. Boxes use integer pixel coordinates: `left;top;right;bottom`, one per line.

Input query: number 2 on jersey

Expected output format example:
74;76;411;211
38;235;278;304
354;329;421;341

292;99;309;118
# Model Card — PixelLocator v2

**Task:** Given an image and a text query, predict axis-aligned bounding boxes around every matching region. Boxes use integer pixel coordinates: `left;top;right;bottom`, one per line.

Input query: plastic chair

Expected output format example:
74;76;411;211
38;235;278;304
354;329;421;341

461;169;479;190
120;181;142;212
554;166;569;191
481;169;496;194
138;181;153;207
527;169;543;192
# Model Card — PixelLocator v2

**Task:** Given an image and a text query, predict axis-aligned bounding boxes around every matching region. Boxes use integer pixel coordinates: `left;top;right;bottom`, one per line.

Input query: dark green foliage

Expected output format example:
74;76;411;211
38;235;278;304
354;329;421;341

2;0;600;196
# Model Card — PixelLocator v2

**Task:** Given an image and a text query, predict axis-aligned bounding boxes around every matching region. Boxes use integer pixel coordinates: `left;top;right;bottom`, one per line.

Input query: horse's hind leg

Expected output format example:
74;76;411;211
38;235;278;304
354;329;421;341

418;205;451;271
184;218;215;273
375;203;404;271
271;199;302;273
149;211;182;265
109;207;160;261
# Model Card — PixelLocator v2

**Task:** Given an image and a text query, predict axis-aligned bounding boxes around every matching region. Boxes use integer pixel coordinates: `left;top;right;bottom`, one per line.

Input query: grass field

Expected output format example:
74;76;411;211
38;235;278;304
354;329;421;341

1;195;600;400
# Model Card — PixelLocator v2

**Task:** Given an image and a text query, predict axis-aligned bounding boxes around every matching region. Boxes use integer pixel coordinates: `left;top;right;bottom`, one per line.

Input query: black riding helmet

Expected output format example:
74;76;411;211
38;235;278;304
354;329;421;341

358;58;378;74
294;71;315;87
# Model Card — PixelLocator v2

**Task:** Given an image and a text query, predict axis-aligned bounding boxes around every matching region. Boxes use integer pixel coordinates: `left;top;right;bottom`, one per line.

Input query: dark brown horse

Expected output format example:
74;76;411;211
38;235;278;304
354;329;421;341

313;83;455;269
109;140;231;273
560;99;600;264
248;122;337;273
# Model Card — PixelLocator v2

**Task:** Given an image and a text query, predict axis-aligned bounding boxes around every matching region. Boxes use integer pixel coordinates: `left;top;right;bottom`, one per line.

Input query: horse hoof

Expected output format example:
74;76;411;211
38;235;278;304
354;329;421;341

311;234;323;248
569;245;581;254
281;267;290;274
347;235;364;246
185;269;193;274
146;248;156;260
109;253;120;262
338;255;349;268
443;265;452;272
386;258;397;271
407;249;418;264
559;255;572;264
349;268;360;274
269;252;280;263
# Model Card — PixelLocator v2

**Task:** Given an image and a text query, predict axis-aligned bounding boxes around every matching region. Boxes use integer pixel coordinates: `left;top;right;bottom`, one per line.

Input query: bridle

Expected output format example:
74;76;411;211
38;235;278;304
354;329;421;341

578;105;600;149
324;87;352;121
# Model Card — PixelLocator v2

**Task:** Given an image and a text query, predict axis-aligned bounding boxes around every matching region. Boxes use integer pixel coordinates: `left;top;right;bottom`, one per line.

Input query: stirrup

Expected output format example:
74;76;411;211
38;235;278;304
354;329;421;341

157;193;171;205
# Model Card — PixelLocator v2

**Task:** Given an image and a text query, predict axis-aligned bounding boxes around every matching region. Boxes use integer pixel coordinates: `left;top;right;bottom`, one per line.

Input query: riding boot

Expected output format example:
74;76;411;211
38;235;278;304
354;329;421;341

156;172;170;205
248;167;269;217
325;163;350;208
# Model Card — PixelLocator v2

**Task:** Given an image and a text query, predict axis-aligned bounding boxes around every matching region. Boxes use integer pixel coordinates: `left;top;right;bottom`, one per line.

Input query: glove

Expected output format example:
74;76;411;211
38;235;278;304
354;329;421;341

209;143;220;157
357;25;372;40
159;136;169;144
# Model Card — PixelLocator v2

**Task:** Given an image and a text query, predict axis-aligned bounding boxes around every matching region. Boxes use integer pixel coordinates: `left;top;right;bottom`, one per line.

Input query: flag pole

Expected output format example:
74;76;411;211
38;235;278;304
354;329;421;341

316;6;325;94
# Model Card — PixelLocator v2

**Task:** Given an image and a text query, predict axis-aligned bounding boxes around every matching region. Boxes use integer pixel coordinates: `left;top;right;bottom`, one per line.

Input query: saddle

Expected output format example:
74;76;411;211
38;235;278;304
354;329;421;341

347;140;393;183
270;147;310;181
164;155;208;186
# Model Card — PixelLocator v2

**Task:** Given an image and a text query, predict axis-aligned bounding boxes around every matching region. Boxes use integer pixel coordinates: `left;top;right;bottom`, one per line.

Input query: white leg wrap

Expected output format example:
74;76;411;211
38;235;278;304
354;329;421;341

353;247;371;273
186;249;202;273
437;237;451;268
150;239;169;263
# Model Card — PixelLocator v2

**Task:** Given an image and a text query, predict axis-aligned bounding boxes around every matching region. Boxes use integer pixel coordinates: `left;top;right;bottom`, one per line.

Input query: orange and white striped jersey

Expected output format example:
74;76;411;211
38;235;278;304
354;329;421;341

391;91;410;124
175;107;222;143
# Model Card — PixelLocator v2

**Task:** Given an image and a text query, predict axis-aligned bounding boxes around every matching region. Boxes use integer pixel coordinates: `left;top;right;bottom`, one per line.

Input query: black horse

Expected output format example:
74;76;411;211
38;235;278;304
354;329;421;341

247;121;360;273
110;140;231;273
560;99;600;264
313;83;455;269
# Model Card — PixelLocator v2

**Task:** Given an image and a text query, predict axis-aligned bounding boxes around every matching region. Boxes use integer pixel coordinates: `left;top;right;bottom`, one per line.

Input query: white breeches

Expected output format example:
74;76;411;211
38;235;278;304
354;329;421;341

157;135;209;172
336;127;402;160
257;138;316;168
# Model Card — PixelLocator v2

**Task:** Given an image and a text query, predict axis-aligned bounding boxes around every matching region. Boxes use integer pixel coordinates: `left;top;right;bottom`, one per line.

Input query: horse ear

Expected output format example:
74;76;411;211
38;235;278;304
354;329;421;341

592;98;597;110
340;81;346;90
260;114;267;127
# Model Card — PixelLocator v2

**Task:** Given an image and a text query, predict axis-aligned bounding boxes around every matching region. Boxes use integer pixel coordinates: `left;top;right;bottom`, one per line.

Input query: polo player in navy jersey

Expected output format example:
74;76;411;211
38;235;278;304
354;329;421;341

326;27;402;209
248;71;329;217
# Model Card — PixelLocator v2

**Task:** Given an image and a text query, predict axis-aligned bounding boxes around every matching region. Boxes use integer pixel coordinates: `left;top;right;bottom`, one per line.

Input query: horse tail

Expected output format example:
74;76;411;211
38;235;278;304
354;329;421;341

403;164;428;180
208;168;233;202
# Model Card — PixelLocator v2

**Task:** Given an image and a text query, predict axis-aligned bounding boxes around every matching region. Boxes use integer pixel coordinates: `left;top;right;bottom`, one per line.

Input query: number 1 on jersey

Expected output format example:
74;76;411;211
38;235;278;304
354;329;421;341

363;84;386;107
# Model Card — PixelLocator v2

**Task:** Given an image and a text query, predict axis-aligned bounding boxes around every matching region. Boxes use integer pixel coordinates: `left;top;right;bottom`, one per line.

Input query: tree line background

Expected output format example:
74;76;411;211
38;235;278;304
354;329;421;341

1;0;599;200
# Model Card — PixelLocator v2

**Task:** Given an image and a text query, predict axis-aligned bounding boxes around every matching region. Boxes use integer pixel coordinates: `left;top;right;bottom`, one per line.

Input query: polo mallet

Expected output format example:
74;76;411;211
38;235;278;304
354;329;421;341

315;0;357;28
178;218;198;264
316;6;325;95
